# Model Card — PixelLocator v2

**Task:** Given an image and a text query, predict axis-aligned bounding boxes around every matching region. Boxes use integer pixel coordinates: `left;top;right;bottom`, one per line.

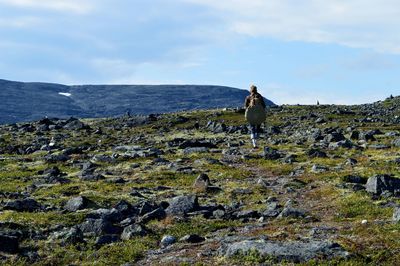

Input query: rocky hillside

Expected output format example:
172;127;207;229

0;96;399;265
0;79;274;124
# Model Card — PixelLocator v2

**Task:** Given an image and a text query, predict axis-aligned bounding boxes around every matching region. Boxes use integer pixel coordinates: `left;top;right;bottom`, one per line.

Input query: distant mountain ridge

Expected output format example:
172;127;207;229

0;79;275;124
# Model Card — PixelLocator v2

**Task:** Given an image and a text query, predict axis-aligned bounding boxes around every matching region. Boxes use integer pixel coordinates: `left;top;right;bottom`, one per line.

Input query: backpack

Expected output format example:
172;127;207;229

245;95;266;125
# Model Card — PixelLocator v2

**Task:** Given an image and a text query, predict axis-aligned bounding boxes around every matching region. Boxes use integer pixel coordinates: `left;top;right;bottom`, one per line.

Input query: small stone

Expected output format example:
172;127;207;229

393;207;400;223
213;209;225;219
183;147;209;155
119;218;135;227
138;201;157;216
64;119;87;130
82;161;98;171
307;148;327;158
161;235;176;247
262;200;282;218
44;153;70;163
62;227;85;244
257;178;269;188
284;199;293;208
140;208;166;223
392;138;400;147
114;200;135;216
282;154;297;164
235;210;260;219
345;158;358;166
278;207;307;219
325;133;345;143
121;224;147;240
381;190;394;198
42;166;62;176
311;164;328;173
64;196;93;212
361;220;368;225
130;163;140;169
95;234;120;247
179;234;205;243
0;234;19;253
359;131;376;142
342;175;366;184
121;264;134;266
80;173;105;182
350;131;360;140
106;177;126;184
263;147;281;160
193;173;210;191
166;195;199;216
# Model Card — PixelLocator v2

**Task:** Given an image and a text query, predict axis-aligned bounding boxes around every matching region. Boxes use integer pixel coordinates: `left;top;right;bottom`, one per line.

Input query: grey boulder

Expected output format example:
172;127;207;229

161;235;176;248
166;195;199;216
3;198;42;212
121;224;148;240
78;218;121;237
52;227;85;245
365;175;400;195
278;207;308;219
64;196;93;212
220;239;349;263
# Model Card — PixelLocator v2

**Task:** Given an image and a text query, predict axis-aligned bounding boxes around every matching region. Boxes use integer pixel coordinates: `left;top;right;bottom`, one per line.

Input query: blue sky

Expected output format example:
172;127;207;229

0;0;399;104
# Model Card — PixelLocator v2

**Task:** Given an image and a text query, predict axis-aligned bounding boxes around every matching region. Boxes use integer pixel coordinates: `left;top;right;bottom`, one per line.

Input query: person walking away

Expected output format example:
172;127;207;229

244;85;266;148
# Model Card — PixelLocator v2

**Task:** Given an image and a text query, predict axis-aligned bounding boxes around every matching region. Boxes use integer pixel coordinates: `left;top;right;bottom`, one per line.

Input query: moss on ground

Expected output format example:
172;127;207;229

0;106;399;265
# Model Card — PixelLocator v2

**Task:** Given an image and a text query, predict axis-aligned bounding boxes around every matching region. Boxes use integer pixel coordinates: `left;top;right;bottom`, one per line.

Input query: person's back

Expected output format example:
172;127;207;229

245;92;266;109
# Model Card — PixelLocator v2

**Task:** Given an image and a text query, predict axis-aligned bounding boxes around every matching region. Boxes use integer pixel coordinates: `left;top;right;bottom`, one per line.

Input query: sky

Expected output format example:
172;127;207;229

0;0;399;105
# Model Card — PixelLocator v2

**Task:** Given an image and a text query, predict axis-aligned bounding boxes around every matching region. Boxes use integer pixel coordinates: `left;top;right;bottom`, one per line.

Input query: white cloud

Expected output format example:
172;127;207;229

341;53;398;70
108;76;186;86
184;0;400;54
91;58;136;75
0;16;42;28
0;0;94;14
294;64;330;79
90;57;198;85
5;68;80;85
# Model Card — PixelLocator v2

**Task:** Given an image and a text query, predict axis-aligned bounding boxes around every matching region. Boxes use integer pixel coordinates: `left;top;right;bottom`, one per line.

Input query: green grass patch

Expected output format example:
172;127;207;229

0;211;86;227
337;193;392;221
